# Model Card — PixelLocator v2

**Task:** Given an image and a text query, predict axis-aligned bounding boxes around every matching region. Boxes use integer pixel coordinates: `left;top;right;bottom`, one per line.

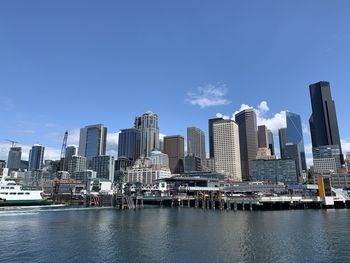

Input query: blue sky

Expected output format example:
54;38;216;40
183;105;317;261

1;1;350;164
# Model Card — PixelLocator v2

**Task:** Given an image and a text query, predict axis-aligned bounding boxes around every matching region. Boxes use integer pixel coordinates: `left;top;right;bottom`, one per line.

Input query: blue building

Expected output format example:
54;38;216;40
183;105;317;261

78;124;107;161
252;159;298;184
286;112;306;171
28;145;45;171
118;128;141;161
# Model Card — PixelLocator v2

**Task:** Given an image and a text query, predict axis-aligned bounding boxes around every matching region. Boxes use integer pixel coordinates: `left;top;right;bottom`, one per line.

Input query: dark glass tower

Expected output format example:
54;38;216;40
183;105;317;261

268;130;275;155
208;117;223;158
235;109;258;181
118;128;141;161
286;112;307;171
278;128;287;159
309;81;344;164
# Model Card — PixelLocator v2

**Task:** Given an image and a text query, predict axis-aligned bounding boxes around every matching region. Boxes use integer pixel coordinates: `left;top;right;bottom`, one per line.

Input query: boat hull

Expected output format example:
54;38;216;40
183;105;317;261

0;199;52;206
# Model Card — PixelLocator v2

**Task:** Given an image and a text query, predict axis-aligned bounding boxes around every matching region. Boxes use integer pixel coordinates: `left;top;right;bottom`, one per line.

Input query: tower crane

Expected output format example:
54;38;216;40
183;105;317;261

5;139;19;147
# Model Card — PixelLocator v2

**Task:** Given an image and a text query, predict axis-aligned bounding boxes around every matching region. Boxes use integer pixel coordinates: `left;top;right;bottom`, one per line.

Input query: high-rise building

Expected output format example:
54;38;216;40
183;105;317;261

313;145;342;171
139;111;160;157
65;146;77;159
7;147;22;170
163;135;184;174
78;124;107;161
68;155;87;175
213;120;241;181
187;127;206;163
61;145;78;171
149;150;169;169
185;154;202;172
208;117;223;158
268;130;275;155
118;128;141;161
258;125;269;148
91;155;115;182
235;109;258;181
284;143;302;179
278;128;287;159
286;112;307;171
28;145;45;171
309;81;344;164
252;159;298;184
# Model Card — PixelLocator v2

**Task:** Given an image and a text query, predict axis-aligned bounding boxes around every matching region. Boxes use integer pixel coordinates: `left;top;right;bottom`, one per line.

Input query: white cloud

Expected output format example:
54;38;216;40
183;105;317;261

302;123;310;136
66;128;80;146
106;132;120;158
216;113;230;120
186;84;231;108
221;101;286;135
341;139;350;154
257;101;269;113
159;133;166;140
257;110;287;135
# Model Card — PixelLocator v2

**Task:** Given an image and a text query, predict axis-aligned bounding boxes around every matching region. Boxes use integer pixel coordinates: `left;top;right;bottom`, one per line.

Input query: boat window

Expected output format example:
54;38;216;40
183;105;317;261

10;187;14;189
1;187;4;189
10;192;16;195
0;192;8;195
17;192;24;195
5;187;9;189
25;192;30;195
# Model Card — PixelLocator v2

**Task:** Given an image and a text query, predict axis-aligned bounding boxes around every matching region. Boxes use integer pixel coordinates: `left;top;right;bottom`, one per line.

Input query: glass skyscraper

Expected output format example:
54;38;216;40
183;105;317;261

7;147;22;170
309;81;344;164
187;127;206;163
28;145;45;171
286;111;307;171
78;124;107;161
118;128;141;161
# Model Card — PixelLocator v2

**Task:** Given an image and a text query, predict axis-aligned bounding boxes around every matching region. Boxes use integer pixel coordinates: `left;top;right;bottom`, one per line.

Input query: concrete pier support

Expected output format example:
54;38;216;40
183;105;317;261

234;202;237;211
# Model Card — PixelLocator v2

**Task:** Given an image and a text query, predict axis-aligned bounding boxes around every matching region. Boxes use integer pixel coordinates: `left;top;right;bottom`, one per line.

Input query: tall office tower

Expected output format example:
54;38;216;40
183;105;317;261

28;144;45;171
309;81;344;164
187;127;206;162
286;111;307;171
118;128;141;161
163;135;184;174
208;117;223;158
278;128;288;159
78;124;107;161
284;143;302;178
91;155;115;182
65;146;77;159
235;109;258;181
68;155;87;175
258;125;269;148
213;120;242;181
139;111;160;157
61;145;77;171
268;130;275;155
185;154;202;172
7;147;22;170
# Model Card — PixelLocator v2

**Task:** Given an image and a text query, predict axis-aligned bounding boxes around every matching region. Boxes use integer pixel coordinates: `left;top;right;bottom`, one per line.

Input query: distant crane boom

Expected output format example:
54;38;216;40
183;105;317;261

60;131;68;159
59;131;68;171
5;139;19;147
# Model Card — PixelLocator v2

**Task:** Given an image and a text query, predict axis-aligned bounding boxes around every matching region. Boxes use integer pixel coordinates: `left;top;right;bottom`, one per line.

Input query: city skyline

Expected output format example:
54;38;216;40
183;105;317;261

1;1;350;166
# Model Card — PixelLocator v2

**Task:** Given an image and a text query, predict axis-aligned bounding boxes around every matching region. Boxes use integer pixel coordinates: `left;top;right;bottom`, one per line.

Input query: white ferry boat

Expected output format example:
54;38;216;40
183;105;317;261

0;179;51;206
